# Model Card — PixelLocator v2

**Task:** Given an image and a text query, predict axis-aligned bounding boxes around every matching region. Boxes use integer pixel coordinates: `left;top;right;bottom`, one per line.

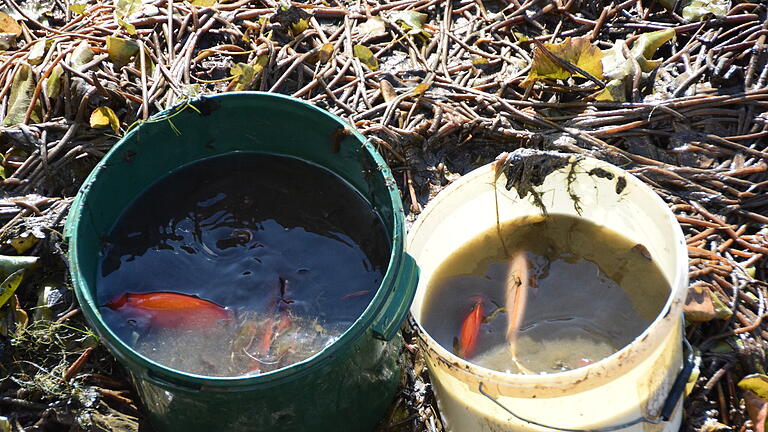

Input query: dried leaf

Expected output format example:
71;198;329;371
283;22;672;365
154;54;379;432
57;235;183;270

682;0;730;21
69;3;88;14
594;79;625;102
10;236;37;254
318;43;334;62
230;56;267;91
69;40;94;69
412;82;430;96
353;44;378;71
521;37;604;87
28;38;49;65
472;57;490;65
113;0;140;34
601;40;633;80
380;79;396;102
631;29;675;72
683;284;718;322
191;0;217;6
358;17;387;39
0;269;24;309
106;36;139;68
270;5;311;37
392;10;430;37
3;64;41;126
0;11;22;35
744;390;768;432
90;106;121;134
740;374;768;400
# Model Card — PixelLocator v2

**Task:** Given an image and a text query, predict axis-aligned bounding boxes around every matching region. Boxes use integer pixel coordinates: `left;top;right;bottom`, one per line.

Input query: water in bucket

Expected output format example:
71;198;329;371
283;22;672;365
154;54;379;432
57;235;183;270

96;153;391;377
420;213;670;374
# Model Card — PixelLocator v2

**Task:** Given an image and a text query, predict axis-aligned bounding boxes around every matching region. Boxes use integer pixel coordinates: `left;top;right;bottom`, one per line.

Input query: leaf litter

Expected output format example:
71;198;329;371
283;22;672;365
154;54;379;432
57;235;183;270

0;0;766;430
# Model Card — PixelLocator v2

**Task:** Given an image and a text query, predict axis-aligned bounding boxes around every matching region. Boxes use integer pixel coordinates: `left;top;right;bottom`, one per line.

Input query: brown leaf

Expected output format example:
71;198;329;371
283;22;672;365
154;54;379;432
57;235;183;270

683;283;717;322
0;12;22;36
744;390;768;432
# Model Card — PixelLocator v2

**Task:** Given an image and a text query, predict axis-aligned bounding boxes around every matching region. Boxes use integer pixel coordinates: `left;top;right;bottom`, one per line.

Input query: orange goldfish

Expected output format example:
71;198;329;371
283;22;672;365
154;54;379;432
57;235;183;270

107;292;232;329
458;300;484;358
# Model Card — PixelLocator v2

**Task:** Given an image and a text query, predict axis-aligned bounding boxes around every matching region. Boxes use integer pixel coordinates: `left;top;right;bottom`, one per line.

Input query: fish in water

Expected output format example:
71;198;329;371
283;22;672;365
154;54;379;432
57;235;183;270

106;292;233;329
457;299;484;358
505;250;534;374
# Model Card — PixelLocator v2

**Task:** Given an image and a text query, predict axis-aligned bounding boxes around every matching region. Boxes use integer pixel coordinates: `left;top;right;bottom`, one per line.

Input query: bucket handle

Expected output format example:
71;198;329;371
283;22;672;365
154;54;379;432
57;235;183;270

371;253;419;341
478;338;698;432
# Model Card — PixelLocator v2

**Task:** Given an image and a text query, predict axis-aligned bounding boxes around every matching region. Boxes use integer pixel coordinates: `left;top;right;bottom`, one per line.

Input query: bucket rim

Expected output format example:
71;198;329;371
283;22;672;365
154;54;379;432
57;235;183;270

406;154;689;387
66;91;409;388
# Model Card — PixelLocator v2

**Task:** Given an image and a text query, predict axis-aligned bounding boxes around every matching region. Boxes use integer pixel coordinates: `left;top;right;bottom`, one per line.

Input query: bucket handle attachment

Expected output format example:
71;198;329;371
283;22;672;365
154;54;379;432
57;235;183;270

478;338;698;432
371;253;419;341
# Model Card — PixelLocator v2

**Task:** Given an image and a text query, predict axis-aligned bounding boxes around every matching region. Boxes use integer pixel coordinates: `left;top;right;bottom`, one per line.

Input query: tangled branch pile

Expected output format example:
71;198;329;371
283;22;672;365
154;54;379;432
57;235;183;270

0;0;766;429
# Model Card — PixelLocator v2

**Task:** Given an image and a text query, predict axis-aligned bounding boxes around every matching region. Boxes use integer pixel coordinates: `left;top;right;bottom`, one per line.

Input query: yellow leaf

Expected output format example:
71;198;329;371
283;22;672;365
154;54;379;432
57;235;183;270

630;29;674;72
3;64;40;126
10;236;37;254
117;18;136;35
317;43;334;63
594;79;625;102
69;3;87;14
106;36;139;68
114;0;141;20
90;106;121;134
191;0;217;5
230;56;267;91
0;11;22;36
412;82;430;96
353;44;378;71
270;5;311;37
472;57;489;65
0;269;24;309
521;37;604;87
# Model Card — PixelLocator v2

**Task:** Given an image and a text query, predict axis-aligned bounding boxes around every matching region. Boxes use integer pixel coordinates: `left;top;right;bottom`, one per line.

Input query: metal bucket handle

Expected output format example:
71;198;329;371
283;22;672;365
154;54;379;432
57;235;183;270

478;337;698;432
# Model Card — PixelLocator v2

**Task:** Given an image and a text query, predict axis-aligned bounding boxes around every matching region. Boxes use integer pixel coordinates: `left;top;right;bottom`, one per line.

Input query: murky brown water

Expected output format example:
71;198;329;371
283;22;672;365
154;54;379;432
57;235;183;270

97;153;390;376
420;214;670;374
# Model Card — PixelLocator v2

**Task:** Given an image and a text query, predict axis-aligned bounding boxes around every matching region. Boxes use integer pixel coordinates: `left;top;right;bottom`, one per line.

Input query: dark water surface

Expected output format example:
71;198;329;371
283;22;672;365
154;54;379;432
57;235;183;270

97;153;390;376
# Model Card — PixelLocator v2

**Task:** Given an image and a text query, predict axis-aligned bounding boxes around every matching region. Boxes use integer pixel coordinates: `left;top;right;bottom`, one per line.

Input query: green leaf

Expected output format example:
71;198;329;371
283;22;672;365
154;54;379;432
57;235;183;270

0;255;38;281
106;36;139;68
392;10;430;36
740;375;768;401
191;0;217;5
90;106;121;134
353;44;379;71
0;165;6;180
631;28;675;72
69;3;87;14
0;269;25;309
521;37;604;87
69;40;94;69
682;0;729;21
3;64;41;126
45;64;64;98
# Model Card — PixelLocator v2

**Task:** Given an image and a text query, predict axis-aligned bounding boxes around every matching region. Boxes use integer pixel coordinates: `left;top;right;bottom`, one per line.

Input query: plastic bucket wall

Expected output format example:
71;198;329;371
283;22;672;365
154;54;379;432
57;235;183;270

65;92;418;432
408;154;688;432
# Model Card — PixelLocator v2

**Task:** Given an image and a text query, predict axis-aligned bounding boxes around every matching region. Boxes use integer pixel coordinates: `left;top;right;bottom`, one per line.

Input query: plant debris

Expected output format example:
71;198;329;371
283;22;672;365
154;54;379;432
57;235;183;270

0;0;766;429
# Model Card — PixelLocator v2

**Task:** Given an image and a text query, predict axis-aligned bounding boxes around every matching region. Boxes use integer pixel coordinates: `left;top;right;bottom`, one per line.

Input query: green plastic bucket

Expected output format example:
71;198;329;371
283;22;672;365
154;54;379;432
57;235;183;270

64;92;418;432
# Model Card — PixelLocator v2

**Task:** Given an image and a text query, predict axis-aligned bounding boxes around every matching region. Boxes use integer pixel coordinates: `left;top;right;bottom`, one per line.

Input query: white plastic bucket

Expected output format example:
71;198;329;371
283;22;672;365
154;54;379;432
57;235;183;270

407;151;690;432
